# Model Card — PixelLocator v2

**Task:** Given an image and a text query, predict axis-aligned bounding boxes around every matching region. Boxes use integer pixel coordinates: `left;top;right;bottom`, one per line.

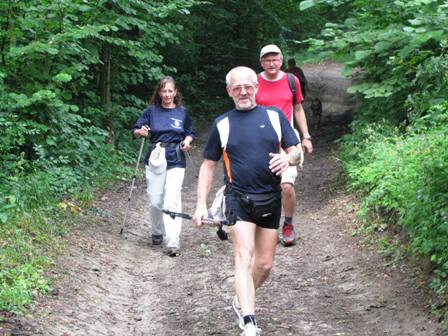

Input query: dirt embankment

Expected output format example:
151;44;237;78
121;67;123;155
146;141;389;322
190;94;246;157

1;62;444;336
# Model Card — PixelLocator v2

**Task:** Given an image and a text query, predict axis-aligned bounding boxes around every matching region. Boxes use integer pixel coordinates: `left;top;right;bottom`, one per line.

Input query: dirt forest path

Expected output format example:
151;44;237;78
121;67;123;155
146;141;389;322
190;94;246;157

4;63;445;336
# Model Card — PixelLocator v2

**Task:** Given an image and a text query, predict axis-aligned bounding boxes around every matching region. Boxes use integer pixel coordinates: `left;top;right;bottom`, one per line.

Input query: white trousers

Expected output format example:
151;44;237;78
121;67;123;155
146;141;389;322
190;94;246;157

145;166;185;248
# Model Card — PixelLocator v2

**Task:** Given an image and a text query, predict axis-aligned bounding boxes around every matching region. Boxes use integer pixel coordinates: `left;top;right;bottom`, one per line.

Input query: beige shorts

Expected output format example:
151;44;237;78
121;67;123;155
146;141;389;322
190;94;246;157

281;165;298;185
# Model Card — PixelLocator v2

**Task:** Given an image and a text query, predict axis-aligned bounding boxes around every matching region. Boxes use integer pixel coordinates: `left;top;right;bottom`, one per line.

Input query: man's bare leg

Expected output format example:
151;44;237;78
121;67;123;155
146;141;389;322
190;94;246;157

231;221;257;316
253;227;278;289
281;182;295;219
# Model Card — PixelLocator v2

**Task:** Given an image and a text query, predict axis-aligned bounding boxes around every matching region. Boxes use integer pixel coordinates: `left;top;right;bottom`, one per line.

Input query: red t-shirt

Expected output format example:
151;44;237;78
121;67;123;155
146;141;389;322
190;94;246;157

256;73;303;123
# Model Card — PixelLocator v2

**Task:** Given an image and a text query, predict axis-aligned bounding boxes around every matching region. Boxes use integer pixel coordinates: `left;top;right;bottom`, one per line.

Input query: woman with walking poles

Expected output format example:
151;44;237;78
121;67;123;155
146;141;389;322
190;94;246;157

133;76;195;257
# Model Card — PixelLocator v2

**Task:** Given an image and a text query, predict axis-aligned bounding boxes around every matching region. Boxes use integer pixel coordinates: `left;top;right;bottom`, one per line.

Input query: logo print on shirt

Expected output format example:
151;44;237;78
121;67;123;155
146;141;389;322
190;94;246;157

171;118;183;129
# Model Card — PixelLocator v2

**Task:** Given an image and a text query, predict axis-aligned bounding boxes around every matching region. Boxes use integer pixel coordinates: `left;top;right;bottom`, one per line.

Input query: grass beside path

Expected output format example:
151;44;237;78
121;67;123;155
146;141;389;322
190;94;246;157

0;207;74;314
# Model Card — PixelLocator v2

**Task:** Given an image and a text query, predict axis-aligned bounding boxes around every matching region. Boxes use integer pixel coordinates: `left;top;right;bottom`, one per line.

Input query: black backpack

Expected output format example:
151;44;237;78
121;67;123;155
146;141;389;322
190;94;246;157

287;73;302;130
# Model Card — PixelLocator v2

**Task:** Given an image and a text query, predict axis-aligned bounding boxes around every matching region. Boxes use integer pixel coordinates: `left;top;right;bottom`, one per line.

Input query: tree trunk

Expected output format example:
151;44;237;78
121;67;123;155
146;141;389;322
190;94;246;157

99;46;114;143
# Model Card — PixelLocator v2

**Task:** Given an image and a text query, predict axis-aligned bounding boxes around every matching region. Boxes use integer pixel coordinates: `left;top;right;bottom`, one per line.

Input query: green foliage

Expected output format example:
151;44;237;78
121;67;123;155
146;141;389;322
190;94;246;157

341;104;448;291
303;0;448;121
0;208;69;313
301;0;448;301
1;0;328;314
1;0;198;175
163;0;282;119
0;0;445;317
0;264;51;312
0;0;199;314
161;0;342;120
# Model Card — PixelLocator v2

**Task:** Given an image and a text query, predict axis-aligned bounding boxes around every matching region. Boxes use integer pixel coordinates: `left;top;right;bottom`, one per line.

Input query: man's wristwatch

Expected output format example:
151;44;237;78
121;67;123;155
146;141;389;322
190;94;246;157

303;136;312;141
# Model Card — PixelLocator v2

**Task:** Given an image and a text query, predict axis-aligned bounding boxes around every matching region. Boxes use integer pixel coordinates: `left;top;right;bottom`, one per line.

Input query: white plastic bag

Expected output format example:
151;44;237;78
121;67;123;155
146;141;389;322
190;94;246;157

208;185;226;221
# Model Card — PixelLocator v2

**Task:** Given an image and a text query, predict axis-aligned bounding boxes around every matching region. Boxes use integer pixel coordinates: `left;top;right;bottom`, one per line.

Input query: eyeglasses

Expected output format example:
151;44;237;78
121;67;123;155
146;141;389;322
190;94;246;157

231;84;255;94
261;58;282;64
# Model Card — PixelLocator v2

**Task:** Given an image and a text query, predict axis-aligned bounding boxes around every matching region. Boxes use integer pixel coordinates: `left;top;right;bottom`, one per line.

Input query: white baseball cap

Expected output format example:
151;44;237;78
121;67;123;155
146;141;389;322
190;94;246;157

259;44;282;59
148;143;167;174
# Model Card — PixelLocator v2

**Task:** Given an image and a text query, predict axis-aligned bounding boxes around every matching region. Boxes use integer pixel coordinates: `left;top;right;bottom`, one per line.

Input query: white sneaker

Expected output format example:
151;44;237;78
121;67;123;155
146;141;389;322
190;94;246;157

232;296;244;330
240;322;261;336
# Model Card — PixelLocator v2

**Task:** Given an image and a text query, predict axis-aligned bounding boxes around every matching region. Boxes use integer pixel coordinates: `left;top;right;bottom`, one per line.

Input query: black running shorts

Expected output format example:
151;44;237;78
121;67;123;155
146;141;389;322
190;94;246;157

225;192;281;229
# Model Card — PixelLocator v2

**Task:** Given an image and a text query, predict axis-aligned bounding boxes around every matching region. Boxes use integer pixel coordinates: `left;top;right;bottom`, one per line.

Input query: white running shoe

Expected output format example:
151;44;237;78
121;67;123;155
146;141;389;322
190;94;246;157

232;296;244;330
240;322;262;336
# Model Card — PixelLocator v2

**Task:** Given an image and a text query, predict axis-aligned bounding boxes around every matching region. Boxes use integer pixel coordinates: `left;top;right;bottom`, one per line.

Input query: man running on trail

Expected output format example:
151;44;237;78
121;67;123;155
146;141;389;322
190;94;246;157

193;66;303;336
256;44;313;247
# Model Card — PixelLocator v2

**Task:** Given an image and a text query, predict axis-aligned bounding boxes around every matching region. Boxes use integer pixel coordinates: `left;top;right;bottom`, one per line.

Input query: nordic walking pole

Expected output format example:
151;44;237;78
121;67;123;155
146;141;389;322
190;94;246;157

161;209;229;240
161;209;229;226
120;136;146;235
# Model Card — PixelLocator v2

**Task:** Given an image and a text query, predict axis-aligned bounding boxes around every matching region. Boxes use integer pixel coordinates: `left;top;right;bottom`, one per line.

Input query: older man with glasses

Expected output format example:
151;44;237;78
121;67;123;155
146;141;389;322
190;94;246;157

193;66;303;336
256;44;313;247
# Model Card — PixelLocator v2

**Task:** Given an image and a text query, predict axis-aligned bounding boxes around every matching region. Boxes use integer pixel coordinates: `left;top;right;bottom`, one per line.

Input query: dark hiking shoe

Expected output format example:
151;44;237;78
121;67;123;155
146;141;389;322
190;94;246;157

152;234;163;245
166;247;181;257
281;223;296;247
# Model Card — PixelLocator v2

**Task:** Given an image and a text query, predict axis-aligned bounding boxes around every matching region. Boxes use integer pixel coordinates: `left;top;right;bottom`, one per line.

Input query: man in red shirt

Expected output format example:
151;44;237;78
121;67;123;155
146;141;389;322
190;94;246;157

256;44;313;246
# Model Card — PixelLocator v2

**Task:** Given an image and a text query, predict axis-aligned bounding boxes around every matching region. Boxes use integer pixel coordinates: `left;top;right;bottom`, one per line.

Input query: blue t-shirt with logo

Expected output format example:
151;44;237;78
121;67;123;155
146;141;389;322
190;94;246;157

203;105;299;194
133;105;195;168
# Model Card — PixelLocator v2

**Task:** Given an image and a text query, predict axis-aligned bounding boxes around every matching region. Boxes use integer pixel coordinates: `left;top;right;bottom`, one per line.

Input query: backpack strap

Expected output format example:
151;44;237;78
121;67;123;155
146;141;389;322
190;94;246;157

287;73;297;106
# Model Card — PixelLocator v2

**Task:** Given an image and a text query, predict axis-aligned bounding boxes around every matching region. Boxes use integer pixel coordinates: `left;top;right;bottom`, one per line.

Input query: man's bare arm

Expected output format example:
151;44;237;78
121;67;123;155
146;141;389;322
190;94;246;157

193;159;218;227
294;103;313;153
